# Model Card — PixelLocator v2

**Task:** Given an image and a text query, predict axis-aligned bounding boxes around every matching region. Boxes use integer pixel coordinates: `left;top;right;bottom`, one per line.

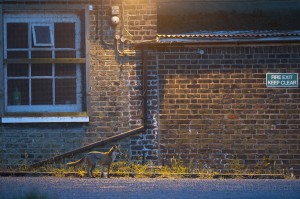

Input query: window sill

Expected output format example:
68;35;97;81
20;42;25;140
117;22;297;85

1;112;89;123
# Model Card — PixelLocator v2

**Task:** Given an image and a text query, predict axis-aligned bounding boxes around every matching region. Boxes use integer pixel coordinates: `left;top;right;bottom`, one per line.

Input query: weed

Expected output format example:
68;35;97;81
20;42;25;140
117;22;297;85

111;161;131;177
255;157;275;174
232;159;245;174
2;153;289;179
170;157;189;174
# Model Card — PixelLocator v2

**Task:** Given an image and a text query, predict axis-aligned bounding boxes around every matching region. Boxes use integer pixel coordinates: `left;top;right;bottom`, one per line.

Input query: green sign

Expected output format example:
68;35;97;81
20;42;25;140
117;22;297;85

266;73;298;88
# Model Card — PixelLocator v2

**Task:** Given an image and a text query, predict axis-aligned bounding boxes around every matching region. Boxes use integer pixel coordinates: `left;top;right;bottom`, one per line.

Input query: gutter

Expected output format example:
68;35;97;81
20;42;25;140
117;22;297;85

133;37;300;48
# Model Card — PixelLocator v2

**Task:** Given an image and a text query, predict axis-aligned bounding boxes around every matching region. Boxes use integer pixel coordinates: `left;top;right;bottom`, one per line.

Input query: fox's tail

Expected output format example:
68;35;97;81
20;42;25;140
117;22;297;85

66;157;85;167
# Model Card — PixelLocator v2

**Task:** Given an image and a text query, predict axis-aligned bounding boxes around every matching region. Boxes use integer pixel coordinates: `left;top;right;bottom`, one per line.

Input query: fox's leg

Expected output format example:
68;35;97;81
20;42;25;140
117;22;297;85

90;163;97;178
86;157;96;178
100;165;105;178
86;165;93;178
89;164;96;178
107;164;111;178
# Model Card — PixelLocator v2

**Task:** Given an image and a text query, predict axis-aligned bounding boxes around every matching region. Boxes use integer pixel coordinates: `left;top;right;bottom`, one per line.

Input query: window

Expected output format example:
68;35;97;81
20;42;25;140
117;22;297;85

4;13;85;113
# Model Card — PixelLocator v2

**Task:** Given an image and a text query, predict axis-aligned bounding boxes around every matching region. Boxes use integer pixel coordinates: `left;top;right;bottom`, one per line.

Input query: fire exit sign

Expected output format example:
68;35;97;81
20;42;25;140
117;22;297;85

266;73;298;88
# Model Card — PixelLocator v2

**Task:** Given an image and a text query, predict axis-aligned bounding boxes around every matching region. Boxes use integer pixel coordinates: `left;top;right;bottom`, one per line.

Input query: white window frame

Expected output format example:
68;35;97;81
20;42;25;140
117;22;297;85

32;23;54;47
4;13;82;113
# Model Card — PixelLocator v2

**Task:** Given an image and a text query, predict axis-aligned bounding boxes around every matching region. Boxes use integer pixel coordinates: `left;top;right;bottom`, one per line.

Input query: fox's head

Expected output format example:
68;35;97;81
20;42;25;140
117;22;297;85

113;144;122;155
111;144;123;161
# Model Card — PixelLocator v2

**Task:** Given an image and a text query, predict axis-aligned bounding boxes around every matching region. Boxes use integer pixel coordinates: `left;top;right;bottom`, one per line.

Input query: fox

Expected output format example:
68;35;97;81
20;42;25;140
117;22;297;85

66;145;122;178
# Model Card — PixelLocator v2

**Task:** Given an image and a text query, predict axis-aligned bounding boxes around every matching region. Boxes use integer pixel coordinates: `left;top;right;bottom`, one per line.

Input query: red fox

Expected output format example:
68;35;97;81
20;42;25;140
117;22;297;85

66;145;121;178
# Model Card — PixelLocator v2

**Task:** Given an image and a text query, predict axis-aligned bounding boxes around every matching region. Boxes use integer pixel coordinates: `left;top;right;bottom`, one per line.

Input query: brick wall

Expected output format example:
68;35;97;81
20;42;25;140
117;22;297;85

88;0;159;162
1;0;300;177
155;46;300;175
0;0;158;168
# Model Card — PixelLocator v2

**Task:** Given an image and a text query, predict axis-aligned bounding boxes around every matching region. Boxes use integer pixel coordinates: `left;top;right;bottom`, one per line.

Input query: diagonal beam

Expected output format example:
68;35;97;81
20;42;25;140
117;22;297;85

31;126;144;168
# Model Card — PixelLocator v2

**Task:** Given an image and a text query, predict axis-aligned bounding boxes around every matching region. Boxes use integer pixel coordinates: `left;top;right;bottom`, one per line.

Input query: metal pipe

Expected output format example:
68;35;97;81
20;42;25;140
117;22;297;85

31;126;145;168
141;47;148;126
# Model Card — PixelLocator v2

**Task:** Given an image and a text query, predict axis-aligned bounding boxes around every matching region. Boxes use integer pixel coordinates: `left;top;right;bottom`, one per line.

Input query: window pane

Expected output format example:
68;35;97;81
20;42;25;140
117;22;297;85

7;23;28;48
55;79;76;104
55;23;75;48
32;64;52;76
32;25;53;46
55;64;76;76
55;51;76;58
7;51;28;59
32;79;53;105
8;79;29;105
32;51;52;58
7;64;29;77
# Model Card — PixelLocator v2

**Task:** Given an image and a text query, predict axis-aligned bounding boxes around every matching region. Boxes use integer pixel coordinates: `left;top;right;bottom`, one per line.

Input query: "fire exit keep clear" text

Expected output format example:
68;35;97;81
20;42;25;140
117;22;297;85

266;73;298;88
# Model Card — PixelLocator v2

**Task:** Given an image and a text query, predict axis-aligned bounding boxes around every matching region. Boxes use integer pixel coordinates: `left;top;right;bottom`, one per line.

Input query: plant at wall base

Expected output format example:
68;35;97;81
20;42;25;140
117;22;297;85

157;165;172;178
170;157;189;174
232;159;245;174
111;153;154;178
199;169;216;179
196;166;216;179
111;161;132;177
255;157;275;174
4;150;291;179
19;151;30;171
131;162;150;178
284;167;296;180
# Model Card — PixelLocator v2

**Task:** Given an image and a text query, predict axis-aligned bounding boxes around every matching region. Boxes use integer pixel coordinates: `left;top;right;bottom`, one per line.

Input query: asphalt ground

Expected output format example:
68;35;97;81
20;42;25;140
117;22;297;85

0;177;299;199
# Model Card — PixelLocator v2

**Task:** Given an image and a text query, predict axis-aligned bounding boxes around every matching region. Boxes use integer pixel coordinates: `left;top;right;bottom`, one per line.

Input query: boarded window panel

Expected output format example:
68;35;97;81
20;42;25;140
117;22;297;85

7;51;28;59
7;23;28;48
7;64;28;77
31;51;52;58
31;64;52;76
55;23;75;48
55;64;76;76
31;79;53;105
7;79;29;105
55;79;76;104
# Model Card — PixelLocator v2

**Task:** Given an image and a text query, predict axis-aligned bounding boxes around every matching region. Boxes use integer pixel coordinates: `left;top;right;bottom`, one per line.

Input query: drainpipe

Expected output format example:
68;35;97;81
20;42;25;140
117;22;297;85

141;47;148;126
141;46;148;165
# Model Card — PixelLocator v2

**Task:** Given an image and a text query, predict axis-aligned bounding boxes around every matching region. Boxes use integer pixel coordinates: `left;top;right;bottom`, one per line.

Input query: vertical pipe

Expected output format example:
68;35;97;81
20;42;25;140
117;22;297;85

141;47;148;128
85;4;91;113
141;47;148;165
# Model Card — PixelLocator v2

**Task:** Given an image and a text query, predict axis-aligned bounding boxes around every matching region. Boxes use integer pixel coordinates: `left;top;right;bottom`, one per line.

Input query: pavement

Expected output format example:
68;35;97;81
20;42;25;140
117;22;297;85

0;177;300;199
